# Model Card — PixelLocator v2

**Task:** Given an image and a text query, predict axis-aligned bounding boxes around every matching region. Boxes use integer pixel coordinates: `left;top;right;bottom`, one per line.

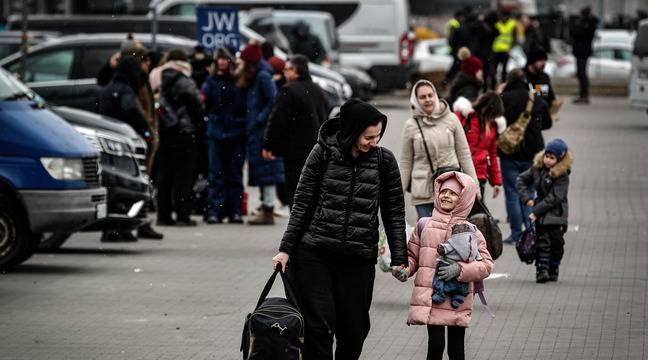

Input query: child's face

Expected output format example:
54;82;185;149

438;189;460;212
543;152;558;168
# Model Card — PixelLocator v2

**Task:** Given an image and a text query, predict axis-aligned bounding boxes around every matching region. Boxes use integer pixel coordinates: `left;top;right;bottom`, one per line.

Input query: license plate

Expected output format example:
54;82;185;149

96;203;107;219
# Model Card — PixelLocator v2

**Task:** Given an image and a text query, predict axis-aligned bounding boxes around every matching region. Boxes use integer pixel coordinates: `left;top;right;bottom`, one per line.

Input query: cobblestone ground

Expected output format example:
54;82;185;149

0;96;646;359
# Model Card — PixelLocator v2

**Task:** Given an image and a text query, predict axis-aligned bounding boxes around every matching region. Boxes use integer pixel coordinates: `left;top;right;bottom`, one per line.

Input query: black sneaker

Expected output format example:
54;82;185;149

156;218;176;226
536;269;550;283
101;230;138;242
572;97;590;104
138;223;164;240
176;219;197;227
502;235;516;245
549;267;559;282
204;215;222;224
229;214;244;224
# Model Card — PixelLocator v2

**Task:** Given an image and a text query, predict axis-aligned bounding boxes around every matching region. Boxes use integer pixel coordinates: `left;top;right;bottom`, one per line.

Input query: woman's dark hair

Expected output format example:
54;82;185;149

165;48;189;62
289;54;310;78
235;61;258;88
503;68;527;92
211;47;234;76
473;91;504;135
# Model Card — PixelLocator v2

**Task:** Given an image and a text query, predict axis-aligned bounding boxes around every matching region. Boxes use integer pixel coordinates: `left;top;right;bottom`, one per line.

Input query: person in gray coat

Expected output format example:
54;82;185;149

516;139;573;283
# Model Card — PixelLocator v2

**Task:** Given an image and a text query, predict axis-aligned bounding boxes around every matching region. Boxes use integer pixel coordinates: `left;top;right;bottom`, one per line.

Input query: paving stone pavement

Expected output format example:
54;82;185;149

0;95;646;360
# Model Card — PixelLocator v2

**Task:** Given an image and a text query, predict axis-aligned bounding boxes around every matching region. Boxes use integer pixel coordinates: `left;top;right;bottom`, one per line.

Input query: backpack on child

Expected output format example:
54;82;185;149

241;268;304;359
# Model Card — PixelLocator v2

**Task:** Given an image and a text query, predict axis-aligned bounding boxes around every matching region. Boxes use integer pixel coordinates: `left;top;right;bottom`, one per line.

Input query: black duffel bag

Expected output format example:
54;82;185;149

468;197;503;260
241;268;304;360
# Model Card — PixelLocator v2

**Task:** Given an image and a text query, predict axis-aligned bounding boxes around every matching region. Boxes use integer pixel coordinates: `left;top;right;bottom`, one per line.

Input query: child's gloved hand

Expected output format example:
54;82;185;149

437;260;461;281
391;265;409;282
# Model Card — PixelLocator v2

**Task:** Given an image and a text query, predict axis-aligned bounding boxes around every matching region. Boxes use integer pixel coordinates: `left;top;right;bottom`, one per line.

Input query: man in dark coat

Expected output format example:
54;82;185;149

570;6;599;104
499;69;553;244
524;47;556;109
289;22;327;64
262;55;328;207
272;98;407;359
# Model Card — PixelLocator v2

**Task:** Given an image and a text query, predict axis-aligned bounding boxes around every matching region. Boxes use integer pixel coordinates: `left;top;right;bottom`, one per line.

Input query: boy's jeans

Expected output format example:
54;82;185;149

500;158;534;241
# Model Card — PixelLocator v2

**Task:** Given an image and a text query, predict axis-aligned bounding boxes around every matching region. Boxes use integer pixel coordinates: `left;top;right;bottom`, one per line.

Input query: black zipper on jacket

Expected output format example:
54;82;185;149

342;165;357;241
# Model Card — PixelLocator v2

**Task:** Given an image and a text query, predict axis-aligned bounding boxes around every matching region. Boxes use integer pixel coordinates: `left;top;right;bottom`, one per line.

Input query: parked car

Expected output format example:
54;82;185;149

0;30;59;60
4;15;349;112
0;67;106;269
630;20;648;114
554;29;635;80
414;38;555;79
36;106;151;251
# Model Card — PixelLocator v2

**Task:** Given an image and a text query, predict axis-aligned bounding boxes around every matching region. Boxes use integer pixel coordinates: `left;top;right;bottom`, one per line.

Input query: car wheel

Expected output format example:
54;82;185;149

38;232;72;252
0;194;39;271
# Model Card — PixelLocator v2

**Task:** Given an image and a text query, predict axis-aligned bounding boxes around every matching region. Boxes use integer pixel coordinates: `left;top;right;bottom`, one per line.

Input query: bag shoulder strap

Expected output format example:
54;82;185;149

474;280;495;318
255;268;301;312
416;217;431;238
414;118;435;172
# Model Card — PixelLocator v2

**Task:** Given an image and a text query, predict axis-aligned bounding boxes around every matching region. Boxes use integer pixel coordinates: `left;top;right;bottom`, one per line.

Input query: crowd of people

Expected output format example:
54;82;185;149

93;36;329;242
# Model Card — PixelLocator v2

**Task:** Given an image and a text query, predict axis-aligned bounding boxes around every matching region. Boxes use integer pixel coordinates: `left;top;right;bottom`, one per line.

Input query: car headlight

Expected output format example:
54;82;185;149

99;137;129;156
40;158;83;180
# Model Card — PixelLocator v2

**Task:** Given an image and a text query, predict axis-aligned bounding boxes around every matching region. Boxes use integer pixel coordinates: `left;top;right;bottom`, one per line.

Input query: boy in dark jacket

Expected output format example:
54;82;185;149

516;139;573;283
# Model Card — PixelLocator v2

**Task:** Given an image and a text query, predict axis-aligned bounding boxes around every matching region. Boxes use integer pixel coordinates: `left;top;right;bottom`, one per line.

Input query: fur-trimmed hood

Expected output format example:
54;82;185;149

533;150;573;178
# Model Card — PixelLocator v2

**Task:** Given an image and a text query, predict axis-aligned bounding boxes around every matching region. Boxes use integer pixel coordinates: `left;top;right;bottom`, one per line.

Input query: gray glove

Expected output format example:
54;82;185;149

437;260;461;281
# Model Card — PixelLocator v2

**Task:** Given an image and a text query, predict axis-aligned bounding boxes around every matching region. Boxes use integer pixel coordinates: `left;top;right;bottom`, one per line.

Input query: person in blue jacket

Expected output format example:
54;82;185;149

236;43;282;225
202;47;247;224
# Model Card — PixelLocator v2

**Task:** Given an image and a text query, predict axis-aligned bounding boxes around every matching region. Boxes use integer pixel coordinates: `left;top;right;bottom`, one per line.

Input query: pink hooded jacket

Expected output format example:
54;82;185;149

407;171;493;327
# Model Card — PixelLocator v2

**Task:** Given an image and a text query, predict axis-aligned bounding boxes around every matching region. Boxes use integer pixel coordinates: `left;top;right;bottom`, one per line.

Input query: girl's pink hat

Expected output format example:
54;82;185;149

440;176;463;195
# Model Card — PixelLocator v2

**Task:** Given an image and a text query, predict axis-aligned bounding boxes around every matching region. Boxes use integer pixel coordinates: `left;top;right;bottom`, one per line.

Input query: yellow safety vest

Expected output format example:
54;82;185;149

492;19;516;53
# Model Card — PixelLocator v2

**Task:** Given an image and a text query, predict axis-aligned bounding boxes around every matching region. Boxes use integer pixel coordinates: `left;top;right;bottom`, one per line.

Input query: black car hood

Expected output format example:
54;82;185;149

51;106;139;139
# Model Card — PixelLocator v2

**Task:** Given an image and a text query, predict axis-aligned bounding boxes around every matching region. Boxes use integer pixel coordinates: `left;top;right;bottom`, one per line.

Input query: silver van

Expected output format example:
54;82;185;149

630;19;648;113
151;0;416;90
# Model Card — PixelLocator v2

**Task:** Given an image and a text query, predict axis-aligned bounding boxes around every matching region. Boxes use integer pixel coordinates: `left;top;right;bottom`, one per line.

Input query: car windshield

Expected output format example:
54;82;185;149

0;68;36;100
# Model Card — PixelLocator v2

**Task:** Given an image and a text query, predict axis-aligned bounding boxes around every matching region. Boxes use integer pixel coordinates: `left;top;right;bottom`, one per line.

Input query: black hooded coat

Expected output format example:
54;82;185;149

96;56;150;137
279;99;407;265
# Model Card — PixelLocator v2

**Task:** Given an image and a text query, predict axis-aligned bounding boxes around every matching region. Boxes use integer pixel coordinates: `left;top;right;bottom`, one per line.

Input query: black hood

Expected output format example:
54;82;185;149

318;98;387;158
113;56;141;92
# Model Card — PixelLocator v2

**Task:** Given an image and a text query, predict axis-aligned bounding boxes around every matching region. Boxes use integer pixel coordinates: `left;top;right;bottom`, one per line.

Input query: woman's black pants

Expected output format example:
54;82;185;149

289;246;375;360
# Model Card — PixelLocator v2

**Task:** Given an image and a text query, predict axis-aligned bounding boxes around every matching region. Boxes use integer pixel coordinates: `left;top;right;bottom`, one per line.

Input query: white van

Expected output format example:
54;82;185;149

151;0;416;90
630;19;648;113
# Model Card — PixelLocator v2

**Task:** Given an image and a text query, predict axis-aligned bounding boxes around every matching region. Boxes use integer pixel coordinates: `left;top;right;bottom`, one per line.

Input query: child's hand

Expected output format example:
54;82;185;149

526;199;534;207
529;213;537;223
391;265;409;282
437;260;461;281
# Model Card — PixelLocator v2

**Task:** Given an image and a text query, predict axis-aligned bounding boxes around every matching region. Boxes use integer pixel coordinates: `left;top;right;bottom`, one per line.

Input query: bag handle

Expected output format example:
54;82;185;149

414;118;436;173
255;267;301;312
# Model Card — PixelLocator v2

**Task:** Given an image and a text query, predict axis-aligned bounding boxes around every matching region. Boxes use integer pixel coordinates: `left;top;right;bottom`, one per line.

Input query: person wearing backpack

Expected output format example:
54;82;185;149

156;49;204;227
403;171;494;360
400;79;478;219
499;69;552;244
452;92;504;200
271;99;408;359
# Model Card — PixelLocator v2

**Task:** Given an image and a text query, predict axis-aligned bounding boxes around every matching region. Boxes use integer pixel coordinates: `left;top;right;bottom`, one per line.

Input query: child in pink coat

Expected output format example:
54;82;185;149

405;171;493;360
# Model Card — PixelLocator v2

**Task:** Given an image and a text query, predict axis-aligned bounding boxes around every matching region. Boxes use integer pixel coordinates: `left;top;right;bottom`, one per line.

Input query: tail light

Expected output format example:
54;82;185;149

399;30;416;65
557;57;572;66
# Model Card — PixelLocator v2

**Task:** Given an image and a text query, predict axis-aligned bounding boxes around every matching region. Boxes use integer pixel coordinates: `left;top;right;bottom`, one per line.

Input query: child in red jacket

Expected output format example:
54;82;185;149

453;92;505;200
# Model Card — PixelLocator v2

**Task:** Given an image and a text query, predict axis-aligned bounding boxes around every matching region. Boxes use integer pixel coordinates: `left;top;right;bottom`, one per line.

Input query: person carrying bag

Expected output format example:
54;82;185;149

241;268;304;360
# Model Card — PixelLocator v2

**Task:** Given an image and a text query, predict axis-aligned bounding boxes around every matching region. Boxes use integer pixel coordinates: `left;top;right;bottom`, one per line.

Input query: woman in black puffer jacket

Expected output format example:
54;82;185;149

272;98;408;359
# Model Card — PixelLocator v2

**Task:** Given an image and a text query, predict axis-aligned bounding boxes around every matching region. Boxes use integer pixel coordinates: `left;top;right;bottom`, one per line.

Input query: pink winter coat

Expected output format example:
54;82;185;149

407;171;493;327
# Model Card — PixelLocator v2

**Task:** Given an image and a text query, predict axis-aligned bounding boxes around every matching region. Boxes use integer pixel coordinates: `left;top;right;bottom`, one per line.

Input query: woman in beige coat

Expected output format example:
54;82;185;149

400;79;477;218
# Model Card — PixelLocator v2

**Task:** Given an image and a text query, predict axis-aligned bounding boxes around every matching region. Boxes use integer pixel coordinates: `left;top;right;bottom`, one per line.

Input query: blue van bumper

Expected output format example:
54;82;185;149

19;187;107;233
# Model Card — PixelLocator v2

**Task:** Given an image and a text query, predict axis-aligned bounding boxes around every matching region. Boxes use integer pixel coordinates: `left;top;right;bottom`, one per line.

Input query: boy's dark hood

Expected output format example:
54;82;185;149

318;98;387;158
